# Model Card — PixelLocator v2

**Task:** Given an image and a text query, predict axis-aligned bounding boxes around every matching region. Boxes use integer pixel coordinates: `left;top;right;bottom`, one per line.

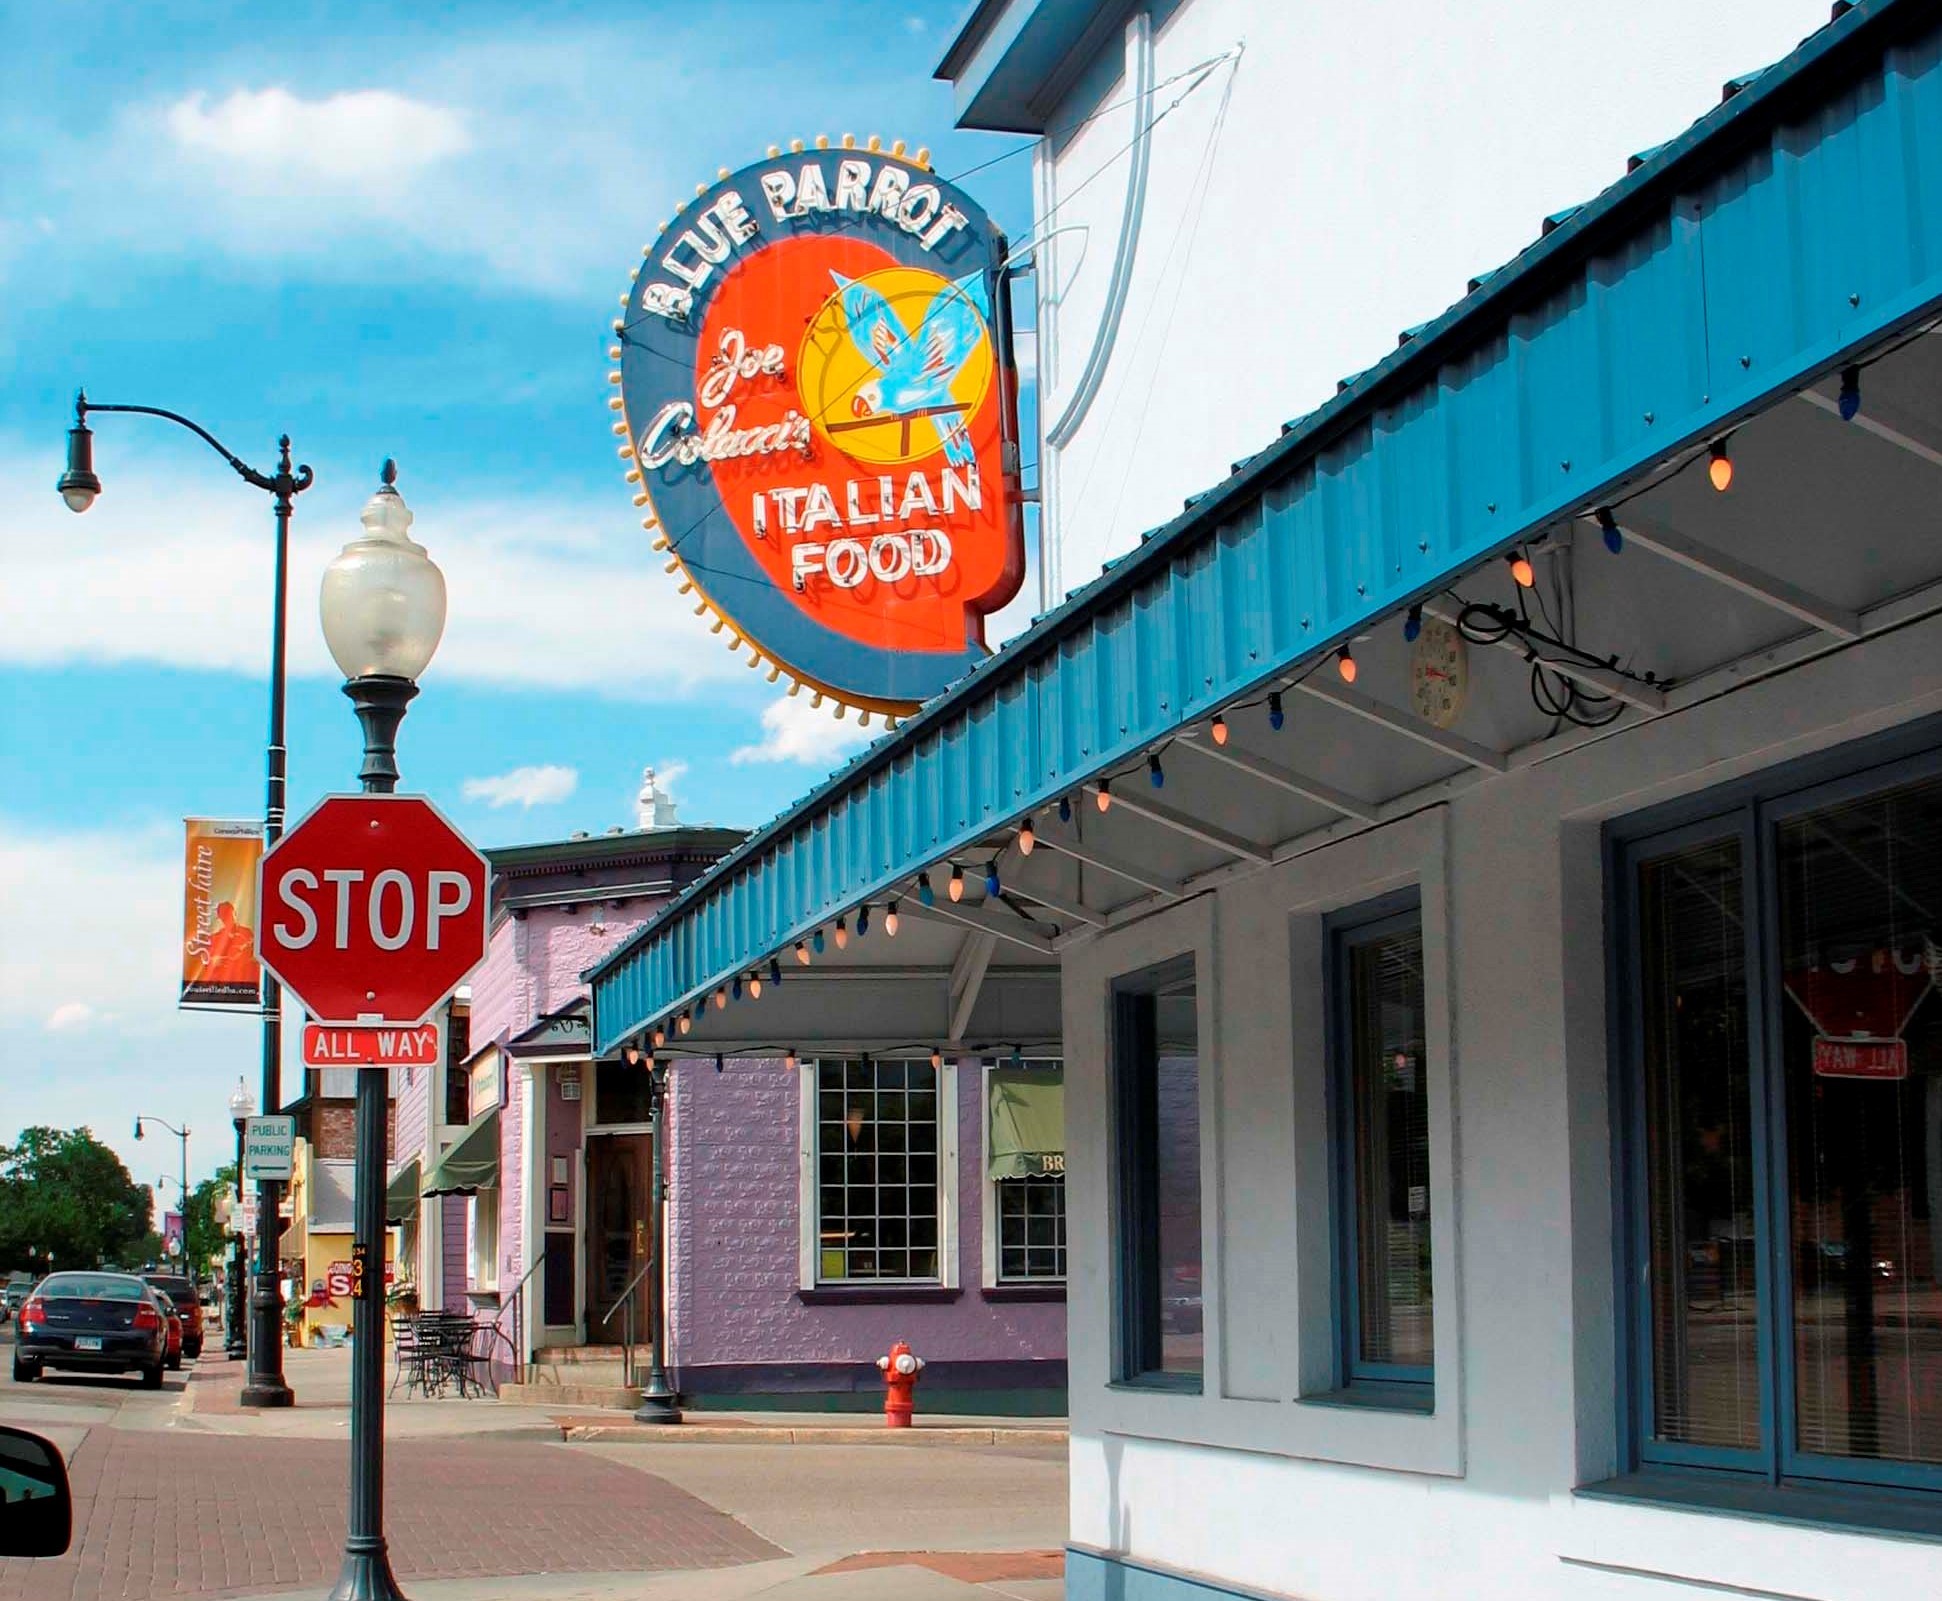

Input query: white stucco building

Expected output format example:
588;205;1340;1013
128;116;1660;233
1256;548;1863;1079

590;3;1942;1597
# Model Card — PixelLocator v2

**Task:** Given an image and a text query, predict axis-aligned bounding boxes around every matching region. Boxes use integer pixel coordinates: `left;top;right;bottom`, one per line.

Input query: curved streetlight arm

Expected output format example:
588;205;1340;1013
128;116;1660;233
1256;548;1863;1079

134;1114;188;1139
74;392;314;497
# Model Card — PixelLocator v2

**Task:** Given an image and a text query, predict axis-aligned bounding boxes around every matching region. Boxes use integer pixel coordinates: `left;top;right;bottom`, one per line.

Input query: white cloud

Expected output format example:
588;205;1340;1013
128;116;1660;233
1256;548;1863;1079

461;763;578;809
166;87;469;185
0;442;750;699
732;696;874;768
0;821;180;1032
44;1002;98;1033
652;759;690;793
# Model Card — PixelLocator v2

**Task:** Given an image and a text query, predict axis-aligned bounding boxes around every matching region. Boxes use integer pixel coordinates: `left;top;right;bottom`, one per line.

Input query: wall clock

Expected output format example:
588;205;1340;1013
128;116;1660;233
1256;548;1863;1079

1409;617;1468;729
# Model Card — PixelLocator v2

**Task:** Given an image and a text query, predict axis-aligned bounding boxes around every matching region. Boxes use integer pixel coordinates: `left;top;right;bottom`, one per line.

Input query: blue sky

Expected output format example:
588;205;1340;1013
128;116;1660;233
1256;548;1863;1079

1;0;1033;1195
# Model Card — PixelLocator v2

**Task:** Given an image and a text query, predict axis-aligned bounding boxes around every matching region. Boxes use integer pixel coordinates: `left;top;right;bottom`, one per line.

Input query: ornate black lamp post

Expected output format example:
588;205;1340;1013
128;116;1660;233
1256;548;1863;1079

228;1078;255;1360
134;1115;191;1279
318;460;447;1601
620;1049;680;1425
62;392;307;1409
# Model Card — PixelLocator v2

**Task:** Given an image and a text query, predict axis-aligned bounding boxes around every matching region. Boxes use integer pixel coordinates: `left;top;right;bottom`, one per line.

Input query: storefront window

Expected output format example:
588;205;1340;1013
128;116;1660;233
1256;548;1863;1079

815;1058;940;1283
1113;957;1202;1387
593;1057;654;1126
1621;751;1942;1488
444;1007;471;1128
989;1062;1065;1283
1332;897;1433;1387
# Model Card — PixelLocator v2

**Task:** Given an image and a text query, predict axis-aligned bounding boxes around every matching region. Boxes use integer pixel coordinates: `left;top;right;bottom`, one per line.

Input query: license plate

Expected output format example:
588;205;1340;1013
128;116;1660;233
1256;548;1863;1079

74;1336;103;1351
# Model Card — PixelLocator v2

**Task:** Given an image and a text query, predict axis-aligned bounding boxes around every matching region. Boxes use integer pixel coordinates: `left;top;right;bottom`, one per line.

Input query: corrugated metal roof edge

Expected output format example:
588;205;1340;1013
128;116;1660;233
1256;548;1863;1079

583;0;1899;997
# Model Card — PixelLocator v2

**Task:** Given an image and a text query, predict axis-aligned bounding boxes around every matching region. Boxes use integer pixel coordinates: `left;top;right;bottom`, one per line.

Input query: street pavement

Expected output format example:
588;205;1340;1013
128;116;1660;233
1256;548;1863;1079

0;1344;1067;1601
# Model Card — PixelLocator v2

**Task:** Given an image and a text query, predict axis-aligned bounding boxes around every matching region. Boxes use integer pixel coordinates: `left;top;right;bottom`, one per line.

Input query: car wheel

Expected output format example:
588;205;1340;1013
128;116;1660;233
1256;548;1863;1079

166;1353;182;1372
12;1356;38;1382
139;1363;164;1390
185;1341;202;1359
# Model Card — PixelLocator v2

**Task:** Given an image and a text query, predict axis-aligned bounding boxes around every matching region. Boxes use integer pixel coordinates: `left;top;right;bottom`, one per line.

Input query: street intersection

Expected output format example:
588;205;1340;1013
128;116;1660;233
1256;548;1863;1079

0;1348;1066;1601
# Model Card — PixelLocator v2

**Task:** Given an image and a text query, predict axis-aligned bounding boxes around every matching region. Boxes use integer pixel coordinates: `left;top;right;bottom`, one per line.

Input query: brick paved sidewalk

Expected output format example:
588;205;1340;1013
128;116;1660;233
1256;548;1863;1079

0;1428;783;1601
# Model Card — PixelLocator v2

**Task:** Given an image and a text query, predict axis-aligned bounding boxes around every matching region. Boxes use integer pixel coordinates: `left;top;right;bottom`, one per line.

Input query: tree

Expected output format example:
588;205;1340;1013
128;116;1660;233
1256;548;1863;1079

0;1127;154;1274
183;1163;238;1272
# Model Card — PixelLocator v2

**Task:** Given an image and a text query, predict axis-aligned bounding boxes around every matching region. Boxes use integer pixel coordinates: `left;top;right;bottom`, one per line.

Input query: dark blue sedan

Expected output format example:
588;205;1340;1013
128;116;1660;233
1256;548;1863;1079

11;1272;168;1389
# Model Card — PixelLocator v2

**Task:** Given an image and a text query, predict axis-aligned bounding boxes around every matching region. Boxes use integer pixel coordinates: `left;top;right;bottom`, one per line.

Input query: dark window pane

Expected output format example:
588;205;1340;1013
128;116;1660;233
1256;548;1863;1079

1638;837;1761;1451
1114;961;1201;1380
1778;774;1942;1465
1345;918;1434;1375
594;1058;654;1125
996;1175;1066;1281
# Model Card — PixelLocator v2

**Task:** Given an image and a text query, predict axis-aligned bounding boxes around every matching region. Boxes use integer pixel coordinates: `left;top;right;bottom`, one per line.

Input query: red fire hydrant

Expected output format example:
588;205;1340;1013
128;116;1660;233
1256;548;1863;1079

876;1340;925;1427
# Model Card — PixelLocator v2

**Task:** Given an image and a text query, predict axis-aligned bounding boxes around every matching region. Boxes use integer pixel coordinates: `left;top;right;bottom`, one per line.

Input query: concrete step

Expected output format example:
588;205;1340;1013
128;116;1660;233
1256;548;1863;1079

522;1360;635;1387
500;1379;642;1410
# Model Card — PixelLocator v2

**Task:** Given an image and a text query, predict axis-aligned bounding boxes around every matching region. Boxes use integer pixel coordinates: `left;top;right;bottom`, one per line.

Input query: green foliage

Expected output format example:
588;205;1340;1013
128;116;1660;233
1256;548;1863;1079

0;1127;154;1275
184;1163;238;1270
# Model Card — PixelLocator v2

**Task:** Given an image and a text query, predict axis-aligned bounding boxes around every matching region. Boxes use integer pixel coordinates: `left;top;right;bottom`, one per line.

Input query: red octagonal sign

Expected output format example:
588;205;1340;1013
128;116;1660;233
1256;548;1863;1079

255;795;489;1028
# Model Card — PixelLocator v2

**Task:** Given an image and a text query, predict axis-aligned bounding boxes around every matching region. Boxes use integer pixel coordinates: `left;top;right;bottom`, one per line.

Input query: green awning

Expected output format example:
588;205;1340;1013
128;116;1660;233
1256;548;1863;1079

988;1069;1064;1180
384;1158;421;1224
421;1108;501;1197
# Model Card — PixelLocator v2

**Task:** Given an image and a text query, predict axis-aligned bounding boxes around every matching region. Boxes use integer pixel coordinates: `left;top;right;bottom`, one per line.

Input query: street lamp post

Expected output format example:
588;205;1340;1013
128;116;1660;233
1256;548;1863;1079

229;1078;256;1360
134;1116;191;1278
62;391;307;1410
620;1049;680;1425
319;461;446;1601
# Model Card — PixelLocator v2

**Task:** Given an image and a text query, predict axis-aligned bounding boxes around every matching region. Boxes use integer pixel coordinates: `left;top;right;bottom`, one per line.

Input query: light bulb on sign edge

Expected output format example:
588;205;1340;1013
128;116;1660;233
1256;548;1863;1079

856;904;870;936
1403;606;1423;643
1267;691;1284;731
678;1013;691;1035
770;957;783;985
785;1048;799;1072
985;861;1001;897
1018;818;1035;855
796;940;810;966
1096;780;1112;813
1147;753;1165;789
930;1049;943;1070
813;928;826;955
834;918;848;950
1507;551;1535;588
1838;365;1861;422
1058;795;1072;823
885;901;900;936
948;867;964;902
715;1054;724;1073
1597;507;1623;554
748;973;761;999
1336;646;1357;684
917;872;935;908
1210;714;1228;746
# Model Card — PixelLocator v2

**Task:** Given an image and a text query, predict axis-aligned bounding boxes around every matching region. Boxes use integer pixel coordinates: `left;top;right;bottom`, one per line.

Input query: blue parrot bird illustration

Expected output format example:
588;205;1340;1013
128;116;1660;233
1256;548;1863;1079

832;269;990;465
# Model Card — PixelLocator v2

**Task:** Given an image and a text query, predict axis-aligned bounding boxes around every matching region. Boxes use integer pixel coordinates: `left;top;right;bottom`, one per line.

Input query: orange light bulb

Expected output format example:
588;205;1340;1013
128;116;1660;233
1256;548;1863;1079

1096;783;1112;813
1337;647;1358;684
1708;443;1734;492
1211;714;1229;746
1508;553;1535;588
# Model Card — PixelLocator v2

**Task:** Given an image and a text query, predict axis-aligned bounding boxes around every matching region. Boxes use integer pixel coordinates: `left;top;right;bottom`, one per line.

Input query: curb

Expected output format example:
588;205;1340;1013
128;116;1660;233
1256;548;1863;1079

558;1422;1068;1446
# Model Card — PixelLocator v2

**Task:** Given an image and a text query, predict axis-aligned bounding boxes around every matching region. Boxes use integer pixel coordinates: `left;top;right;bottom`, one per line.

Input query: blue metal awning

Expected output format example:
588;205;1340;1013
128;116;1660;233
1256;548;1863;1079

592;0;1942;1057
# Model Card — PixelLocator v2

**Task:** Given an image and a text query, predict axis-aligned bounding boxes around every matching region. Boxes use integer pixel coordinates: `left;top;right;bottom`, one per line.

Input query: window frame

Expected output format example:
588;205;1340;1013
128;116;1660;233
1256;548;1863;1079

1325;888;1434;1394
982;1057;1068;1289
1111;954;1203;1392
468;1187;500;1292
1610;728;1942;1495
800;1056;958;1290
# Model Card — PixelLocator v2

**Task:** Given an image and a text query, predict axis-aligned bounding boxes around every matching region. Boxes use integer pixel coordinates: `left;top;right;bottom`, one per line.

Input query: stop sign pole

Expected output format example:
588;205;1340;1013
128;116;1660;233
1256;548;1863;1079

275;462;456;1601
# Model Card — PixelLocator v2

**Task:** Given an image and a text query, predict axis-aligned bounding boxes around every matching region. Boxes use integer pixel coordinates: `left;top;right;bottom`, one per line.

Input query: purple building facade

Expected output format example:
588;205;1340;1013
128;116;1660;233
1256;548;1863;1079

394;799;1066;1411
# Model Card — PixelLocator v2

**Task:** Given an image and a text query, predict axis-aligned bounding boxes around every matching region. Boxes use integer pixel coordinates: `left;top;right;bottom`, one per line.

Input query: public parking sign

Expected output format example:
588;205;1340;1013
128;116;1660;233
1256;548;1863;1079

255;795;488;1028
243;1114;297;1181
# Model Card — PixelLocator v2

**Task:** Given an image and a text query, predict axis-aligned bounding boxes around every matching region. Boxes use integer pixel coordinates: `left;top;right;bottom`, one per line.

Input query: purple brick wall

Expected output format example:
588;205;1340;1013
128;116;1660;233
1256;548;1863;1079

669;1058;1065;1372
440;1198;467;1312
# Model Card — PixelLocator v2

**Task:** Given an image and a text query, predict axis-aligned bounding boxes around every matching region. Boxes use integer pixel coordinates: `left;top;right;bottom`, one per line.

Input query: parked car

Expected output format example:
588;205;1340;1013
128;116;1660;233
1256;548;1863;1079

139;1274;203;1359
152;1292;184;1372
12;1272;167;1388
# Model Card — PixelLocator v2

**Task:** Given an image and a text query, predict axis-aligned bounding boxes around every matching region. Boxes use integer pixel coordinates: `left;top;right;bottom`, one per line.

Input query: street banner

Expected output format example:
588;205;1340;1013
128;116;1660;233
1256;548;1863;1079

164;1211;184;1255
181;818;264;1009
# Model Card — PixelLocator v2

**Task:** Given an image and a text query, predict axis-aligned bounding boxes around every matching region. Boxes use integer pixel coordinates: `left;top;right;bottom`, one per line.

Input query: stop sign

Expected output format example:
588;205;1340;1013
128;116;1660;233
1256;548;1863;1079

255;795;488;1027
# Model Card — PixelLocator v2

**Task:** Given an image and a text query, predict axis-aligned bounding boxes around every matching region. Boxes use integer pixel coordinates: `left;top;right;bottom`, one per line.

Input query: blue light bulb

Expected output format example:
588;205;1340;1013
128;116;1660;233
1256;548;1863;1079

1147;754;1164;789
1267;692;1284;731
813;929;825;955
1403;605;1422;643
918;873;935;908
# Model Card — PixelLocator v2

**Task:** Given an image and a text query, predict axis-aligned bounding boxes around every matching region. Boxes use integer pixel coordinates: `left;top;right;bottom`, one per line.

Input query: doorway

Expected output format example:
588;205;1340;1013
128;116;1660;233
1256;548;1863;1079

585;1132;653;1340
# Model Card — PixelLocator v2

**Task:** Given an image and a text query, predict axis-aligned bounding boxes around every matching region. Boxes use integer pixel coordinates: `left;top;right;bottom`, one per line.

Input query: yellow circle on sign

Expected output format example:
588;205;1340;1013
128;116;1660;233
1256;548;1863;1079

797;265;995;468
